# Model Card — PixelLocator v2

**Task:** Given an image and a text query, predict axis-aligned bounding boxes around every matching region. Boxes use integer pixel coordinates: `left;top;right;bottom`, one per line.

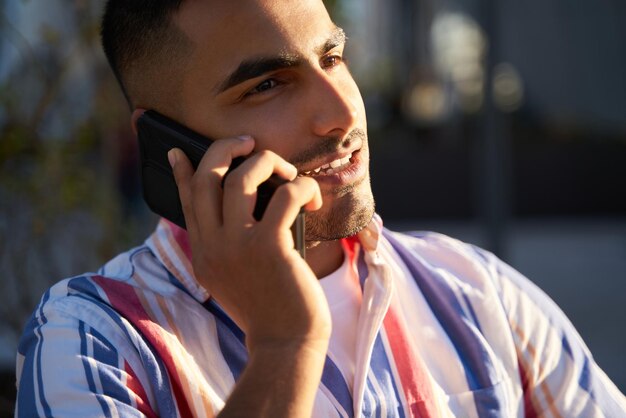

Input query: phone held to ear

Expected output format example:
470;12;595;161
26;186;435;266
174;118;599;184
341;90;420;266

136;110;306;259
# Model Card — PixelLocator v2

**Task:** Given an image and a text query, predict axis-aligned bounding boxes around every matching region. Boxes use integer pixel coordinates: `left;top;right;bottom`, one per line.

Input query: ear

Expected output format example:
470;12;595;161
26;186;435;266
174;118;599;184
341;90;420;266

130;108;147;136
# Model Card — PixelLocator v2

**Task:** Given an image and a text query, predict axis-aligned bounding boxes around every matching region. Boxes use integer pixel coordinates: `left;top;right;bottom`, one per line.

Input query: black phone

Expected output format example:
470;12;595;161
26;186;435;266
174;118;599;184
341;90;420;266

136;110;305;258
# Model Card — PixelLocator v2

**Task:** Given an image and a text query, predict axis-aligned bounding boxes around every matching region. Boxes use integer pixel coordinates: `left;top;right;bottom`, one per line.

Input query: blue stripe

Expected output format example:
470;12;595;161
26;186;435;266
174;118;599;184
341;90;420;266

561;334;574;358
579;355;592;396
364;377;381;418
462;292;483;333
356;248;369;289
142;245;194;296
99;246;147;278
90;326;133;408
16;317;38;416
384;230;502;417
361;379;374;418
368;332;405;417
583;355;625;416
34;291;53;417
17;312;40;357
203;298;248;380
142;241;198;297
16;292;53;417
320;356;354;417
166;270;193;295
471;382;509;418
562;334;624;414
68;276;179;417
79;321;112;417
560;333;592;396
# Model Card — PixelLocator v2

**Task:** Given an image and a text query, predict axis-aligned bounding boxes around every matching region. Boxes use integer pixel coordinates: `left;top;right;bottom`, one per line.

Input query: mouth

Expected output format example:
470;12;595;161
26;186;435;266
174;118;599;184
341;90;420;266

298;151;357;177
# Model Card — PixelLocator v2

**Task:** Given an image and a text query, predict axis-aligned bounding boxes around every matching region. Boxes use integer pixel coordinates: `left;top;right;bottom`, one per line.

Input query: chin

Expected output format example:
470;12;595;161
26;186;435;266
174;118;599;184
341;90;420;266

304;188;376;242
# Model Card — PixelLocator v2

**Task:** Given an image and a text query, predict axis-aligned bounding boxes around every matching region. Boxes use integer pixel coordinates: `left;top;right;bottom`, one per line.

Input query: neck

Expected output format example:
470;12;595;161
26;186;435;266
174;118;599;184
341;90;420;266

305;239;344;279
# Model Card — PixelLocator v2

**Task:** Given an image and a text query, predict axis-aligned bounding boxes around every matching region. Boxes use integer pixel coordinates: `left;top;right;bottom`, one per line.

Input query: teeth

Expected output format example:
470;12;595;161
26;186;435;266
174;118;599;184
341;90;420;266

302;152;354;177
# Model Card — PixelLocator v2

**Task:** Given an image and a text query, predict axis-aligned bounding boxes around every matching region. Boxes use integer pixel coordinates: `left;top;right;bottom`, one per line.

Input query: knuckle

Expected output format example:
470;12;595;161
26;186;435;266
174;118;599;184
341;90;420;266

257;149;275;160
255;149;281;166
223;170;245;190
294;176;317;192
275;182;299;201
212;137;237;152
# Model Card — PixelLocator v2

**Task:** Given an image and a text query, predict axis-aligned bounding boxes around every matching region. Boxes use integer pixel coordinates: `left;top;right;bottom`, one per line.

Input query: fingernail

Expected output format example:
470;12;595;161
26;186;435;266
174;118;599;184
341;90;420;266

168;149;177;168
237;135;252;141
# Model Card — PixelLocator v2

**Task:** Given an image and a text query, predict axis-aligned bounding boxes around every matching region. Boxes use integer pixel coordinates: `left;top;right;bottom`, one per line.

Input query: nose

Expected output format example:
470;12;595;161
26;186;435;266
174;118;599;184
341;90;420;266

308;71;359;138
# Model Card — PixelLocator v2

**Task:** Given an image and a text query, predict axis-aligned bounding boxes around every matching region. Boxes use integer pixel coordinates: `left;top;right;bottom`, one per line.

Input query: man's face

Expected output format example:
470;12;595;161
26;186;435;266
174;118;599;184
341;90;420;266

172;0;374;241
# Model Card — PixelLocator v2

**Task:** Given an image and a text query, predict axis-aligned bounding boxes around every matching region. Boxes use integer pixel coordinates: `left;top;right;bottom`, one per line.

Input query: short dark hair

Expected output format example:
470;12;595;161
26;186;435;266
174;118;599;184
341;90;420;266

101;0;190;109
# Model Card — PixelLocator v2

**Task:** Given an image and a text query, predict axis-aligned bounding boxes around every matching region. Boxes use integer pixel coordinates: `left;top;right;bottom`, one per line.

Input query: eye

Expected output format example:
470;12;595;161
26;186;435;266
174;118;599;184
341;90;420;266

321;54;343;69
246;78;279;96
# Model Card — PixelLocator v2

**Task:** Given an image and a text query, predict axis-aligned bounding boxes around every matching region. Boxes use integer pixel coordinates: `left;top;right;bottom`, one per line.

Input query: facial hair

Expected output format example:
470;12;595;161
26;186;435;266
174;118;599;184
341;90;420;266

289;128;375;242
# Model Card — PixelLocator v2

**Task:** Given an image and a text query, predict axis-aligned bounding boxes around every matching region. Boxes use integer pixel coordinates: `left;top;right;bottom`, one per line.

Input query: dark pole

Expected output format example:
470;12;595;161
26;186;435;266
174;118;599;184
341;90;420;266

477;0;511;259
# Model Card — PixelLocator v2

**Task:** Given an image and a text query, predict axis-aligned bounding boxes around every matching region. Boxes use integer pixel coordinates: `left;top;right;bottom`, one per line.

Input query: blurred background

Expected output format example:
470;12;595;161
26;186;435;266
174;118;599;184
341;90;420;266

1;0;624;413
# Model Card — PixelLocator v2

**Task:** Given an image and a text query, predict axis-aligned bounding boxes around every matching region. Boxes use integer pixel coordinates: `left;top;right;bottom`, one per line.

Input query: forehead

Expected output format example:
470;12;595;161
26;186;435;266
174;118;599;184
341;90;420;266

175;0;335;73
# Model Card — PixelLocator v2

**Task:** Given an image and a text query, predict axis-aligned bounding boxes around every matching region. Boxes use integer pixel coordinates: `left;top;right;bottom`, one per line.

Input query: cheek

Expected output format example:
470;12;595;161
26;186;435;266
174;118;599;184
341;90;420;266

227;100;306;155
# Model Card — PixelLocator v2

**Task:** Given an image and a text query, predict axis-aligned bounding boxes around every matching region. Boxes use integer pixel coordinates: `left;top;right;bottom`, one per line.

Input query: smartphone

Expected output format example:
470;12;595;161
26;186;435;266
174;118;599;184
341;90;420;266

136;110;306;258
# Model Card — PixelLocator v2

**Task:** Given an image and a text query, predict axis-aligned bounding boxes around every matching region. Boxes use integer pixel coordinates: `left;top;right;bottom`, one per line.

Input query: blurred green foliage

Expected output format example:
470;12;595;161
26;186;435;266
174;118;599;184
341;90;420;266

0;0;153;345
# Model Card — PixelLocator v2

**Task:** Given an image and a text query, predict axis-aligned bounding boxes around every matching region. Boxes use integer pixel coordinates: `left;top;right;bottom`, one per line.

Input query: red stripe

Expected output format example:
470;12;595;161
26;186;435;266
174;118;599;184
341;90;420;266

517;358;539;418
164;219;193;261
383;303;439;418
93;276;194;418
342;236;359;263
124;361;158;418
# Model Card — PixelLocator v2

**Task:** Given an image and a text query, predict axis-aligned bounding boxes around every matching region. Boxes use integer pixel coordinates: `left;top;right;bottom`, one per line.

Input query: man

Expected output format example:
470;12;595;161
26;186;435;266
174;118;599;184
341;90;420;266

15;0;625;416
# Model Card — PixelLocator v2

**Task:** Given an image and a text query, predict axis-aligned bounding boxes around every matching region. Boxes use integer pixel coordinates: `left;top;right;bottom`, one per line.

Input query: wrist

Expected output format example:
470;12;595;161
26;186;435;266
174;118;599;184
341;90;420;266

247;330;331;361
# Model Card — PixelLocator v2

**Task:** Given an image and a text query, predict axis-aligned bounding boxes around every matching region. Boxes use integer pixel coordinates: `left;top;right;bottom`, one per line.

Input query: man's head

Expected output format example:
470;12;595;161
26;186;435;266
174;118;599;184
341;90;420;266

101;0;375;241
101;0;192;110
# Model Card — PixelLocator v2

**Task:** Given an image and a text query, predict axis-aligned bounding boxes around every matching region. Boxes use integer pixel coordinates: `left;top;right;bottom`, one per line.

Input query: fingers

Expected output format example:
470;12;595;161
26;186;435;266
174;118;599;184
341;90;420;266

222;150;297;225
262;176;322;232
169;135;316;238
182;137;256;231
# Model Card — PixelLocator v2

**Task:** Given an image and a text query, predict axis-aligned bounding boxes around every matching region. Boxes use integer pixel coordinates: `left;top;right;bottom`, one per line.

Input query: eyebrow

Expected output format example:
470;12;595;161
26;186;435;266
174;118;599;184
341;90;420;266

216;26;347;94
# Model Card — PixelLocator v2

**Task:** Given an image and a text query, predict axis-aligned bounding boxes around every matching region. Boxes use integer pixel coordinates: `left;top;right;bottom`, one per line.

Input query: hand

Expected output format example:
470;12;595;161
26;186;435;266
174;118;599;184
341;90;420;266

168;136;331;352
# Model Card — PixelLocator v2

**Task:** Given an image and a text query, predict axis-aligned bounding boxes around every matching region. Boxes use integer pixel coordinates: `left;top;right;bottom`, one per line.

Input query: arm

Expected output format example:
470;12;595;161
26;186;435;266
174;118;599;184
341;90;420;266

218;341;328;417
169;136;331;417
16;302;155;417
477;248;626;416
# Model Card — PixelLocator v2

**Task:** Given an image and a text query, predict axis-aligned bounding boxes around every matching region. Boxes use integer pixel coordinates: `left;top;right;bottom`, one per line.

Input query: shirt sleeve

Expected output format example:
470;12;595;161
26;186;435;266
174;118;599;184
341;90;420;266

15;297;158;418
475;246;626;417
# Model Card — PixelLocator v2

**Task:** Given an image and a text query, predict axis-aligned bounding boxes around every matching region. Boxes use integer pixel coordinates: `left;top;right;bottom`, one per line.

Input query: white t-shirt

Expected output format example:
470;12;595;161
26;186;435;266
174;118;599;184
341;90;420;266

319;252;362;392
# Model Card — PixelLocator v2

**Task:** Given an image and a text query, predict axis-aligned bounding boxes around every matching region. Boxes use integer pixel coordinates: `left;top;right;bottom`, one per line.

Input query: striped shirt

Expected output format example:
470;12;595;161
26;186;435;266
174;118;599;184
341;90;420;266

15;215;626;417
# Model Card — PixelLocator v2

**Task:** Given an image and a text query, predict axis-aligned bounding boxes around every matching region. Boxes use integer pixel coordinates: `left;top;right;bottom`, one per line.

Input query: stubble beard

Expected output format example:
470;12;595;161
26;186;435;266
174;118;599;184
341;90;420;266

304;178;376;244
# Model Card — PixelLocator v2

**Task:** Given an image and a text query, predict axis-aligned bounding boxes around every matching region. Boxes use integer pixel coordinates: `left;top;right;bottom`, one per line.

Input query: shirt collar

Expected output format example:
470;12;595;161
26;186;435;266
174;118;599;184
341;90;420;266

146;214;384;303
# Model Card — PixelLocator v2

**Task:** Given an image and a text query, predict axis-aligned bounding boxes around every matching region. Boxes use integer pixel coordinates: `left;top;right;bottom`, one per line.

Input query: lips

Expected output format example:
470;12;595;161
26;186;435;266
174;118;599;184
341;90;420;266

296;135;364;179
299;152;354;177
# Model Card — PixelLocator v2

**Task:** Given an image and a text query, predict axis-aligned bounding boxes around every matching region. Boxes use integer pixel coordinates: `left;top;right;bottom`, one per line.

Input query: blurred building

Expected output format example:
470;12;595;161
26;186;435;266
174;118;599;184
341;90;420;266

338;0;626;222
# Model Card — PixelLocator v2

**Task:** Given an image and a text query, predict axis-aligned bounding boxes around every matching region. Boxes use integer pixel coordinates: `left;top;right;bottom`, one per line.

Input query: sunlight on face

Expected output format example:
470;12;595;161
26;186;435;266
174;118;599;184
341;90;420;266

174;0;375;241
